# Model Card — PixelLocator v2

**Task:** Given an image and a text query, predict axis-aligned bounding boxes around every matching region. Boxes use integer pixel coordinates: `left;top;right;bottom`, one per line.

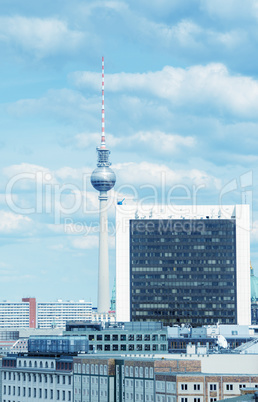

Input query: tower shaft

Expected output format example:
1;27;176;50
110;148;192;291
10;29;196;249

98;192;110;313
90;57;116;314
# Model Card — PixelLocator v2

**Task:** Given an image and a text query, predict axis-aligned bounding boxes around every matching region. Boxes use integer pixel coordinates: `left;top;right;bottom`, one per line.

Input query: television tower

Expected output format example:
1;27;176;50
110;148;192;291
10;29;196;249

91;57;116;313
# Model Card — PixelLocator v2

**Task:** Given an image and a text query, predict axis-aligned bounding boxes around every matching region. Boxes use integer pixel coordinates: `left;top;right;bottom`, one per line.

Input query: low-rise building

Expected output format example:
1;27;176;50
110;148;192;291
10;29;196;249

2;354;74;402
64;321;168;354
1;335;89;402
73;353;258;402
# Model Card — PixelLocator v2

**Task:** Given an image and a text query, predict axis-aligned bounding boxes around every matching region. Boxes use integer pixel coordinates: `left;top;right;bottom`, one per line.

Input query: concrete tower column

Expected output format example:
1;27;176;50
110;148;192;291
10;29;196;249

98;191;110;312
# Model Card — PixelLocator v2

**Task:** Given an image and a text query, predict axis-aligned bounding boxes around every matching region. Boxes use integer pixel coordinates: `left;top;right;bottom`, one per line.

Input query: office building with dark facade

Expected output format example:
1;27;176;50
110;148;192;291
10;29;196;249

116;205;250;326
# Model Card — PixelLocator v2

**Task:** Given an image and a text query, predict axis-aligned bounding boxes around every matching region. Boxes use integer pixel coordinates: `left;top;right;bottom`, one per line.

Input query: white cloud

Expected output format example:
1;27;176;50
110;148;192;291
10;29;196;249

0;211;32;234
74;130;194;155
7;89;98;124
71;233;115;250
139;18;202;48
251;220;258;243
72;63;258;119
0;16;84;58
48;222;98;237
75;132;121;149
71;235;99;249
114;161;221;190
130;131;195;154
3;163;56;186
200;0;258;21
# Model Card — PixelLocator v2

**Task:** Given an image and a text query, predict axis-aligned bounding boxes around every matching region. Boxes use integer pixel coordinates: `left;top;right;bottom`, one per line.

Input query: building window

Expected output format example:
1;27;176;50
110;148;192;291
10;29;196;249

194;384;201;390
226;384;233;391
135;367;139;377
181;384;188;390
210;384;217;391
181;399;188;402
57;390;60;400
34;388;36;398
63;390;65;400
45;389;47;399
50;389;53;399
194;399;201;402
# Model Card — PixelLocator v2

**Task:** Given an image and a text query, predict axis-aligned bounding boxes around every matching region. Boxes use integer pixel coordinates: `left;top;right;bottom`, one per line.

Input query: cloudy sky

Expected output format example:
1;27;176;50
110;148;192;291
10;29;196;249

0;0;258;304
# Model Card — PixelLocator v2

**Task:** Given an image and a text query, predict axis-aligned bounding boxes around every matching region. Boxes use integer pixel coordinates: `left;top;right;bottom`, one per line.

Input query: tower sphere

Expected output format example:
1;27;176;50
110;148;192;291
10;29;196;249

91;166;116;192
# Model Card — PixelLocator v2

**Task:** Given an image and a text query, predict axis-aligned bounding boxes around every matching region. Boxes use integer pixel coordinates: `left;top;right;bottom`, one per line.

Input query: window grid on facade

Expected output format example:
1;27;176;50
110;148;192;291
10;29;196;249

130;219;237;325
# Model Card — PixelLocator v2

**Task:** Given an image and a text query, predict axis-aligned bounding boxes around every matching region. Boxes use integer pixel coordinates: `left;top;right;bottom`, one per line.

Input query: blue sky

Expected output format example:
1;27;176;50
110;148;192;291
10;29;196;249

0;0;258;304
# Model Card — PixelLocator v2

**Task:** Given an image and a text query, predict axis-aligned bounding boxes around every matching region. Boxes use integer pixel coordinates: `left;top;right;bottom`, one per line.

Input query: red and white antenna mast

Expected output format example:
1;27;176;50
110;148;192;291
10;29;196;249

101;56;106;148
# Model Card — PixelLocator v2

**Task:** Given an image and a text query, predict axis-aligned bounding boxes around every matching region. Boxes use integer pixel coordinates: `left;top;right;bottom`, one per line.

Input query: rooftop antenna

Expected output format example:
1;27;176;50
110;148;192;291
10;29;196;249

101;56;106;149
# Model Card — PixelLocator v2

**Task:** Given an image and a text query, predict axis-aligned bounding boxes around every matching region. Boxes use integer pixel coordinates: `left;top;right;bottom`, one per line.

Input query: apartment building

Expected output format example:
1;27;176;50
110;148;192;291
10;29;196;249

73;353;258;402
1;335;89;402
0;299;92;329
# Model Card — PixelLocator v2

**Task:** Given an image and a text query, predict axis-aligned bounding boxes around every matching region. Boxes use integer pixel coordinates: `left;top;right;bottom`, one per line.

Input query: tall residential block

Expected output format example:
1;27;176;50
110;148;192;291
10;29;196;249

116;204;251;326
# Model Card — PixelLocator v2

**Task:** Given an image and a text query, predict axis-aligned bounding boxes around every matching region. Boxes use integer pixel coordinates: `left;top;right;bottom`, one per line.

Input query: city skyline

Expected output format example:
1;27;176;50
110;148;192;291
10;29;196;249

0;0;258;304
